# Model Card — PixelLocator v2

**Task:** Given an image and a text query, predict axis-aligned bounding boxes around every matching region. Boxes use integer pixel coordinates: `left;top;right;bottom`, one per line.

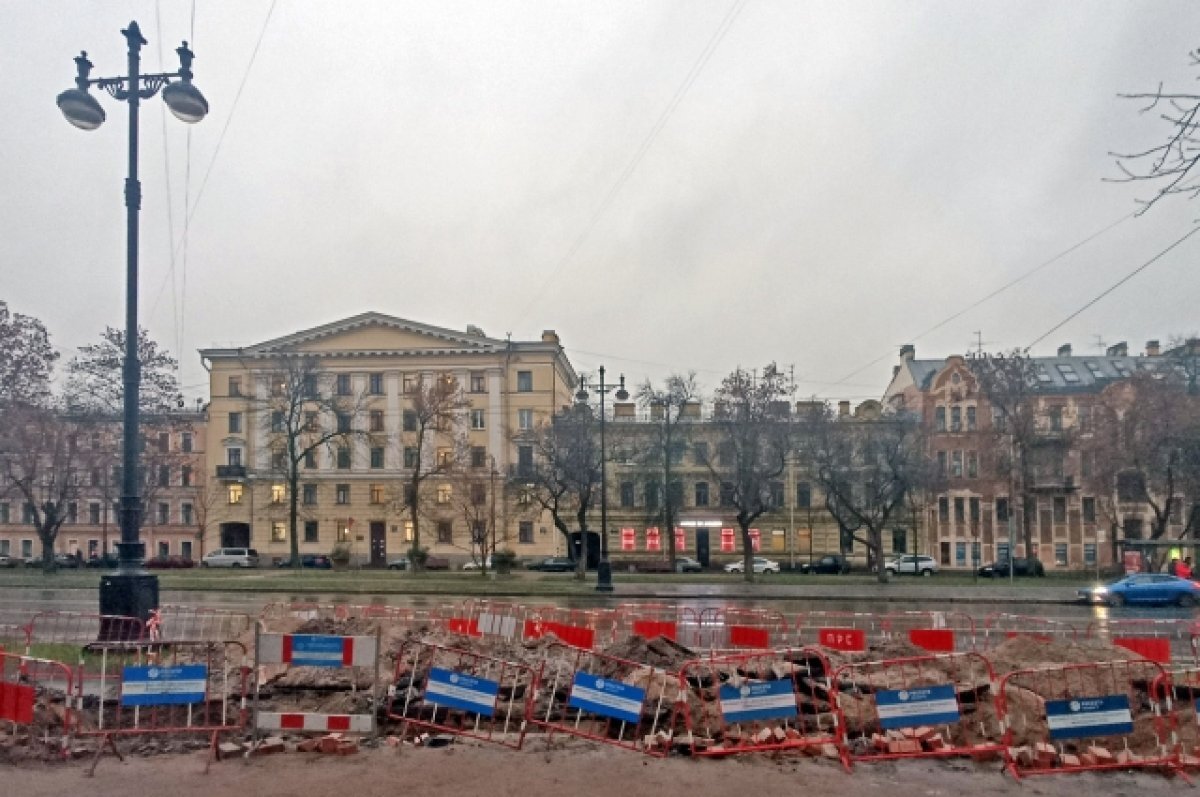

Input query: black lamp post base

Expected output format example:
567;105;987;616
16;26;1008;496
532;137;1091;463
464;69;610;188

595;560;614;593
99;572;159;636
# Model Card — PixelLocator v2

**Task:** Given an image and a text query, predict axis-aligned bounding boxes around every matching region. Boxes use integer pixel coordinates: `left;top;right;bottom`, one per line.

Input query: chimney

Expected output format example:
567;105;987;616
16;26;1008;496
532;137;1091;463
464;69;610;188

1145;340;1161;357
899;344;915;361
1105;341;1128;357
541;330;559;345
838;400;851;418
1057;343;1072;357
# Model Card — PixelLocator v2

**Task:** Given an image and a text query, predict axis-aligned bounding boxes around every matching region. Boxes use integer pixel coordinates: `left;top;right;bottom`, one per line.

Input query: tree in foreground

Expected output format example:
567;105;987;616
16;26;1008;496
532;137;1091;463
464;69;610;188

0;300;58;409
635;373;700;571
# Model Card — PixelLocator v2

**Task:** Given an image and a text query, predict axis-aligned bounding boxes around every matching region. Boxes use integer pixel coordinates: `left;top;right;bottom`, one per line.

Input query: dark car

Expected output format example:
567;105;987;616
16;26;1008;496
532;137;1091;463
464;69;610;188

800;554;852;575
53;553;82;569
274;554;333;569
424;556;451;571
978;558;1045;578
85;554;119;569
146;555;195;569
674;556;704;573
527;556;577;572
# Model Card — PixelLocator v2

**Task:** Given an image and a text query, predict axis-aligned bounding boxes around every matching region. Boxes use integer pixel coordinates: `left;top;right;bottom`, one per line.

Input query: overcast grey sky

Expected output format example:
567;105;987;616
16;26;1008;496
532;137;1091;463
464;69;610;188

3;1;1199;403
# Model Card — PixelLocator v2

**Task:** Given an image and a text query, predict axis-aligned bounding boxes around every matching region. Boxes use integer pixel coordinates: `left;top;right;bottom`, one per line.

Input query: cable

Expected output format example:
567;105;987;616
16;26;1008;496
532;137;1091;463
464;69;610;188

830;211;1136;386
154;1;182;367
511;0;749;326
1026;225;1200;350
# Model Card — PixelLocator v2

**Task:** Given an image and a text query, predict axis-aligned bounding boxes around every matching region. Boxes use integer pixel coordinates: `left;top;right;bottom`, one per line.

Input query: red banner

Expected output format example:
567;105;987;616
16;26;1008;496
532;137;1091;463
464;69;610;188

645;527;661;551
818;627;866;652
720;528;735;552
631;620;677;641
728;625;770;649
1114;636;1171;664
0;682;34;725
908;628;955;653
749;529;761;552
620;527;635;551
674;527;686;552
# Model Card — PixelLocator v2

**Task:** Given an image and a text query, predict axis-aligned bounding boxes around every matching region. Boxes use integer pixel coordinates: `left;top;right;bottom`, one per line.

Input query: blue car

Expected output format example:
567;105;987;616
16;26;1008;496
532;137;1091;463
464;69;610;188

1077;574;1200;607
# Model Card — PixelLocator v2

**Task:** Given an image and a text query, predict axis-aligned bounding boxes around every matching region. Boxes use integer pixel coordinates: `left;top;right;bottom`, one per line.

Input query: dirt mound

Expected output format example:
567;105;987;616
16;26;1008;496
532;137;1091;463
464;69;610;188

986;635;1139;674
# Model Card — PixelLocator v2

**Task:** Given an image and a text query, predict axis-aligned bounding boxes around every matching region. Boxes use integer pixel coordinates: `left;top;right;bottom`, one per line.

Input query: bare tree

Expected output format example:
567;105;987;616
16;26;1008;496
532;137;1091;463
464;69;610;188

0;300;58;410
446;458;507;574
395;373;469;569
635;373;700;570
706;364;794;582
65;326;183;414
254;356;369;568
809;406;939;583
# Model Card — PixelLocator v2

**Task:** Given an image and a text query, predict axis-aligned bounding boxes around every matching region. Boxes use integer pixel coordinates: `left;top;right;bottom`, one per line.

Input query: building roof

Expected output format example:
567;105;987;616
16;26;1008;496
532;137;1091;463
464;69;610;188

904;354;1187;394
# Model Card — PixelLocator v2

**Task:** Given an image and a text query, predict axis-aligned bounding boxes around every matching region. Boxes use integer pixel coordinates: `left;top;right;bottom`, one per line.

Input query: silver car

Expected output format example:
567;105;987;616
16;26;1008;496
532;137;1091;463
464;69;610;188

885;555;938;577
200;548;259;568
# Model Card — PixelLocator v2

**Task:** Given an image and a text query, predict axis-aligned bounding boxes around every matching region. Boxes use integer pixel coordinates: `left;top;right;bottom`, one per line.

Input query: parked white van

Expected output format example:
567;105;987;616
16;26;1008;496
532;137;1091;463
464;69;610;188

201;548;259;568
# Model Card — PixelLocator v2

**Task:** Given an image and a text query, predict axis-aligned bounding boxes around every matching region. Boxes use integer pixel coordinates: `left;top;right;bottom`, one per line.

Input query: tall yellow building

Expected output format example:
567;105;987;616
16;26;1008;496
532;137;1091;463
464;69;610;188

199;312;576;565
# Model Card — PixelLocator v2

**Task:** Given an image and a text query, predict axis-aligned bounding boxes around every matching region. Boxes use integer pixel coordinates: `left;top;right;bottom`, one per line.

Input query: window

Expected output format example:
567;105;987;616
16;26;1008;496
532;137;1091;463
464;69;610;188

938;497;949;523
271;522;287;542
992;408;1007;432
437;448;453;467
337;447;351;469
1054;543;1068;567
228;484;243;505
335;484;350;505
1053;497;1066;523
966;451;978;479
370;484;386;504
471;447;487;469
302;484;317;505
955;542;966;567
796;482;811;508
620;482;635;508
720;482;736;507
403;520;414;542
67;503;78;524
668;481;684;508
1082;496;1096;523
934;406;946;431
769;481;784;508
336;373;352;396
181;465;192;487
404;447;418;469
996;497;1010;523
369;410;385;432
950;406;962;432
271;484;286;504
517;371;533;392
270;410;285;433
966;406;977;431
20;540;32;559
470;372;486;393
153;502;168;525
645;482;660;510
157;432;170;453
954;497;965;523
1057;364;1080;384
695;481;709;507
519;521;534;544
940;541;951;565
88;502;100;525
437;485;452;504
1081;452;1094;479
1084;543;1097;567
517;408;533;430
969;497;981;523
951;451;963;478
892;528;907;554
157;465;170;487
1049;406;1063;432
302;374;318;398
271;449;287;471
402;410;417;432
471;483;487;506
1077;405;1092;432
367;447;383;469
304;521;319;543
336;412;351;433
471;409;486;430
437;521;453;544
337;520;352;543
369;372;384;395
228;412;242;434
937;451;947;476
21;503;33;525
304;449;317;469
228;376;241;397
997;542;1010;561
517;445;534;476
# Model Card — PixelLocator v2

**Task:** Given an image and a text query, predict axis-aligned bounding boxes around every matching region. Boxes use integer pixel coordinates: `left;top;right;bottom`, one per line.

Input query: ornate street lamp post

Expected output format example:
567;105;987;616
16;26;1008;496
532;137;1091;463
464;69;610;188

576;366;628;592
58;22;209;624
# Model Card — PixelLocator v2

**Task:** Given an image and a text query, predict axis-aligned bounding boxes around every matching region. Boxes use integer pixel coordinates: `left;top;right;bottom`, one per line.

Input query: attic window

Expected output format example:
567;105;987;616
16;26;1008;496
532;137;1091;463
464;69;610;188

1112;360;1132;377
1057;364;1080;384
1035;366;1052;384
1084;361;1105;379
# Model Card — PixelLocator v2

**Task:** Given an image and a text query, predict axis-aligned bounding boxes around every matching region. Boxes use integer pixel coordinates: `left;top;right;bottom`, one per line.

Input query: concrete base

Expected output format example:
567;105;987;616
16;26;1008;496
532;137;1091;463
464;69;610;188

98;572;159;637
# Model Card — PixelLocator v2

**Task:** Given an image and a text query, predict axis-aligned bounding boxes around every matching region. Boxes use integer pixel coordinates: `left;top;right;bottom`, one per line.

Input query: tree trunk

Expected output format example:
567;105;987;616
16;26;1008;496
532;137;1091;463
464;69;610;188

739;522;755;584
288;464;301;568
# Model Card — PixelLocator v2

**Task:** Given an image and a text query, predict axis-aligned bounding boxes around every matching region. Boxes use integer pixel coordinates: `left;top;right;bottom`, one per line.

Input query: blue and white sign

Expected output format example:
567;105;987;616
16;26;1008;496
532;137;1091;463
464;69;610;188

568;673;645;724
121;665;208;706
425;668;499;717
290;635;346;667
718;680;797;724
876;684;960;730
1046;695;1133;740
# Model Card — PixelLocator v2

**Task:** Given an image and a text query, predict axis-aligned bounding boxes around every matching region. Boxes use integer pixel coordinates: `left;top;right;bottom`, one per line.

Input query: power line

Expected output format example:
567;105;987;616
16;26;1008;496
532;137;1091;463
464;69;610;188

511;0;748;326
1026;224;1200;349
830;211;1135;386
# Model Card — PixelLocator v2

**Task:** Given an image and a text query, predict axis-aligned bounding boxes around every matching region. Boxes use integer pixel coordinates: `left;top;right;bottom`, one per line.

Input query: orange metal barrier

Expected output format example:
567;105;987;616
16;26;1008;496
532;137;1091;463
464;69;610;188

0;650;75;760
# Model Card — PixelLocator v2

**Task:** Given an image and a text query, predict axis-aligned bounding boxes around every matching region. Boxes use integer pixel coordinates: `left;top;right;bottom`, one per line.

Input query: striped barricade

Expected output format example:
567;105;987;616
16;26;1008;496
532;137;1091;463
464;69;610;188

618;602;683;644
674;647;837;757
531;642;677;756
521;607;598;650
25;611;144;652
1086;618;1195;666
796;611;889;653
253;625;380;742
831;652;1004;770
980;614;1079;649
73;640;249;774
999;659;1179;778
157;605;252;642
1155;666;1200;768
387;639;535;749
0;650;75;759
882;611;977;653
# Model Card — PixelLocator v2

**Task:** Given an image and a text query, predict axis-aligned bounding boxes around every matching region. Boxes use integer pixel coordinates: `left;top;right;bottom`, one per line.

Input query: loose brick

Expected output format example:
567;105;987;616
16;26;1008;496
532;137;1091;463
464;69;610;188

1086;746;1114;764
887;739;922;755
335;740;358;756
319;736;341;754
296;738;322;753
820;742;841;760
1059;754;1081;768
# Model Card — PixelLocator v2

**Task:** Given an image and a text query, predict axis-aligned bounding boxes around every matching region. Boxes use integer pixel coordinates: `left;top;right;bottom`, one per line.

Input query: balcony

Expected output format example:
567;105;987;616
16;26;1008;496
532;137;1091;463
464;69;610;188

1030;474;1076;493
216;465;247;480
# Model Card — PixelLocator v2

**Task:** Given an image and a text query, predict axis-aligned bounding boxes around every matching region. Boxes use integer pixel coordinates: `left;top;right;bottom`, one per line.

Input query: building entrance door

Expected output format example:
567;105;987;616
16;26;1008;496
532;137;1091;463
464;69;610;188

369;522;387;567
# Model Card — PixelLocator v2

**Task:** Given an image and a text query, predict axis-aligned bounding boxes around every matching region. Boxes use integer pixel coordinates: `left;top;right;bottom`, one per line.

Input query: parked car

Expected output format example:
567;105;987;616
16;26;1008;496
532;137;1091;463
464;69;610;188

526;556;577;572
386;556;409;571
724;557;781;574
674;556;704;573
53;553;82;569
0;554;18;568
85;554;119;568
462;556;493;571
799;554;852;575
978;558;1045;578
1078;574;1200;607
200;548;260;568
274;554;332;569
885;555;938;577
145;555;195;569
423;556;450;571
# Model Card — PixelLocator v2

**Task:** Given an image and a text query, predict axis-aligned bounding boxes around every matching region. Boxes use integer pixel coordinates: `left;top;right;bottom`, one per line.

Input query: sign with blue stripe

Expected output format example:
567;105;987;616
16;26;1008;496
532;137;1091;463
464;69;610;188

425;668;499;717
568;673;645;724
876;684;959;729
1046;695;1133;740
121;665;208;706
291;635;345;667
718;679;797;724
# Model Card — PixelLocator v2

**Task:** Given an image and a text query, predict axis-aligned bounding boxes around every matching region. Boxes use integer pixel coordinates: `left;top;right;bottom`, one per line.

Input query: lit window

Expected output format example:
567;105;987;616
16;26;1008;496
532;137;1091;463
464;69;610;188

437;485;452;504
228;484;243;504
370;484;385;504
271;522;287;542
271;484;286;504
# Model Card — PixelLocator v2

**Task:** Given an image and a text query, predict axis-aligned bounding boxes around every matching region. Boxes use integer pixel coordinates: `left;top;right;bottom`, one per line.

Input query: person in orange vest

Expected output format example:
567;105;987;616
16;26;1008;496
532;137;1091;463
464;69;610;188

1179;557;1194;580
